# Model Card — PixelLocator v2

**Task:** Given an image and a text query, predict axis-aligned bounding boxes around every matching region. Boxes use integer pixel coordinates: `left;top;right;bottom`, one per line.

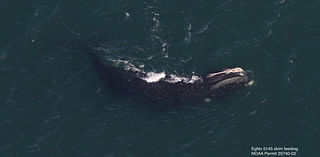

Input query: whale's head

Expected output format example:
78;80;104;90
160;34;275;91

205;67;253;97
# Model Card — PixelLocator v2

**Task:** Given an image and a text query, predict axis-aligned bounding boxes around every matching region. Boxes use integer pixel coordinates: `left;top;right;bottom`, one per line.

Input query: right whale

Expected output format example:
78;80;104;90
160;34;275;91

63;40;254;106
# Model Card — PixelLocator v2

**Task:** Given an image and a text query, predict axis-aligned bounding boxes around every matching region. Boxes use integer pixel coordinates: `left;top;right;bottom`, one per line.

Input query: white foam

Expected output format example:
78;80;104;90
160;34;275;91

166;74;187;83
189;75;202;83
165;74;202;84
141;72;166;83
125;12;130;18
141;73;202;84
108;59;143;73
107;58;203;84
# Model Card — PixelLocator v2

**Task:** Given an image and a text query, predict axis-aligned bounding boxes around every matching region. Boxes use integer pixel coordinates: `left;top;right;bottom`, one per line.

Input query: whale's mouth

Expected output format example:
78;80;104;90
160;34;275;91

206;67;252;90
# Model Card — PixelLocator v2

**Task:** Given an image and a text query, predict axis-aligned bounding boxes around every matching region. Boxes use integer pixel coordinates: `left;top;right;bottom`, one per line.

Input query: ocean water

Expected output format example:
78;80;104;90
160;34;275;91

1;0;320;156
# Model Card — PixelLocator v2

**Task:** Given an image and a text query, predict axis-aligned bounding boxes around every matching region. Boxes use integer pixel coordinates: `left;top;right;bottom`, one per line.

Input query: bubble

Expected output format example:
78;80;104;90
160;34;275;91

204;98;211;103
247;80;255;86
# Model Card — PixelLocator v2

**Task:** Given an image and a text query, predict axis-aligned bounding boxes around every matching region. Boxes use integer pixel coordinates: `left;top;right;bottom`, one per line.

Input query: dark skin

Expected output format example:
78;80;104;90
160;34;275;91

62;39;250;107
92;54;248;106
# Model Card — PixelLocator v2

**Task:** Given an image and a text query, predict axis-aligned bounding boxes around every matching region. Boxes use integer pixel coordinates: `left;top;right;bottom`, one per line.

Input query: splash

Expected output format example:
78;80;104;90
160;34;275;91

141;72;166;83
107;58;203;84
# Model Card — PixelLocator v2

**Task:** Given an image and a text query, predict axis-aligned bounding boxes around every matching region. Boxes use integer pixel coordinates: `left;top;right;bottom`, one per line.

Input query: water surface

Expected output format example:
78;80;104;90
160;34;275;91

1;0;320;156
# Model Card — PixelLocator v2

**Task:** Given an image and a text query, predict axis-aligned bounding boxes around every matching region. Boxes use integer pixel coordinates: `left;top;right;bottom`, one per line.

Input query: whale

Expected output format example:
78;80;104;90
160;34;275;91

62;39;253;106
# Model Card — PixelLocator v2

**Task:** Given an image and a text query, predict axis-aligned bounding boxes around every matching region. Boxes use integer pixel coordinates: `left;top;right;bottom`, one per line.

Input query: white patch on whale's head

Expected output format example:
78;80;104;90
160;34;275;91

206;67;251;93
207;67;245;78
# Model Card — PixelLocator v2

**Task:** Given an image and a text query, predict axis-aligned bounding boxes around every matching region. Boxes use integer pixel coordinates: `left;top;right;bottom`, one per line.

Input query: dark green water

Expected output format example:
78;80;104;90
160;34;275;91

1;0;320;156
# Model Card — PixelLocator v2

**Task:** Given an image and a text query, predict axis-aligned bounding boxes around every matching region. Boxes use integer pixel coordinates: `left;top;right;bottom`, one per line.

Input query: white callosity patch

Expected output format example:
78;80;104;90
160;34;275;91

207;67;244;78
